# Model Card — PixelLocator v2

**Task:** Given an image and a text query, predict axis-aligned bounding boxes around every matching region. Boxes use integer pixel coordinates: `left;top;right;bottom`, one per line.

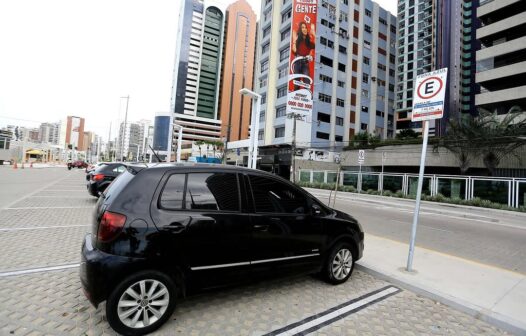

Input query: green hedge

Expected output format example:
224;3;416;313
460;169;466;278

296;181;526;213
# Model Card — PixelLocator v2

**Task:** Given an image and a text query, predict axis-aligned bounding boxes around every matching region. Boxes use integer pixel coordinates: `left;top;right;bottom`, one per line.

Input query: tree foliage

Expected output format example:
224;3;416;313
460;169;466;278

435;107;526;175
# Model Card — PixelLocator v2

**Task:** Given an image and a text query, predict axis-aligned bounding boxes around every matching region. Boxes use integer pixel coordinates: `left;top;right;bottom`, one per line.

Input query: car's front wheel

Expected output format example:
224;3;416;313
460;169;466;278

323;242;355;285
106;271;176;336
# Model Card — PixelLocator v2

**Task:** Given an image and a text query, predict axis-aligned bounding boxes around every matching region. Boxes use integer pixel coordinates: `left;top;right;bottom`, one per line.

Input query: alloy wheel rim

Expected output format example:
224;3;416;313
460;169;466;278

331;248;353;280
117;279;170;329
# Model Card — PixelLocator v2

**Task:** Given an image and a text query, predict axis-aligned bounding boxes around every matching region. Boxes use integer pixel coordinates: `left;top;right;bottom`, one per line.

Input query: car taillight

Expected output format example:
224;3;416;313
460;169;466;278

98;211;127;242
93;174;104;181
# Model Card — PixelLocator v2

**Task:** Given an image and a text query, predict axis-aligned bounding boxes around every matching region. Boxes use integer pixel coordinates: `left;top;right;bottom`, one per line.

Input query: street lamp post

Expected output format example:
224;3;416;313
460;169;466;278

120;95;130;162
239;88;261;169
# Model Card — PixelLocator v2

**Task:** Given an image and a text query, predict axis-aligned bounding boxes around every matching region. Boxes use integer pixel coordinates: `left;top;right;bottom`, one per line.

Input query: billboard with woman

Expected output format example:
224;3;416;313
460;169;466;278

287;0;317;116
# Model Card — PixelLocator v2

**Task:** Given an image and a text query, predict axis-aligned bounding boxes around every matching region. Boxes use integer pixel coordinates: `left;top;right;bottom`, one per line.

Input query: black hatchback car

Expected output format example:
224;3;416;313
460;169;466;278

80;164;364;335
86;162;127;197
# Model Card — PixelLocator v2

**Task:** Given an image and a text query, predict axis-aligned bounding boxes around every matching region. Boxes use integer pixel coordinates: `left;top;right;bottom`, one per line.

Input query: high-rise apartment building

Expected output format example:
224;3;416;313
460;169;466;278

395;0;480;135
118;121;147;161
39;122;60;145
475;0;526;115
170;0;228;149
256;0;396;174
218;0;257;142
59;116;85;150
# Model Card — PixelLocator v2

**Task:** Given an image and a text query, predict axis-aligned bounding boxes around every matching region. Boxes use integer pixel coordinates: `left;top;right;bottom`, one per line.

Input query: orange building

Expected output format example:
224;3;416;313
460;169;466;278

218;0;257;142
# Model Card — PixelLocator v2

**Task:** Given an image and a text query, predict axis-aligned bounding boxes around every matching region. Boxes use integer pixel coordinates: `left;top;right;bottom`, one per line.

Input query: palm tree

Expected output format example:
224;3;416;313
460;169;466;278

435;106;526;175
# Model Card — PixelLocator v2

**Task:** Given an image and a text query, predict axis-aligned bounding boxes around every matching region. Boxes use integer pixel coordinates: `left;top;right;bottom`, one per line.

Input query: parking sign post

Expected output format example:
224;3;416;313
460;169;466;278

406;68;447;272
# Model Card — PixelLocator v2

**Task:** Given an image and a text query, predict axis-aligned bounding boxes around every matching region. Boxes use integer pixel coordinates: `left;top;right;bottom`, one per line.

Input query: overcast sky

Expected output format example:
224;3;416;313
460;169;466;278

0;0;396;140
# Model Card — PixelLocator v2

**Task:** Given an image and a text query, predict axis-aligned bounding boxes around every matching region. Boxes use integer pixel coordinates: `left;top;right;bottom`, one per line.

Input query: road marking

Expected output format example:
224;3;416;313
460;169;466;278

263;286;401;336
29;195;88;198
0;263;80;278
0;225;90;232
4;206;94;210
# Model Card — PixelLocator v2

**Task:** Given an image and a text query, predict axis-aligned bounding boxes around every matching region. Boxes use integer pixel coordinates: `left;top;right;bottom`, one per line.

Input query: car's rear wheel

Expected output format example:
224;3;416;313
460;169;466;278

106;271;176;336
323;242;355;285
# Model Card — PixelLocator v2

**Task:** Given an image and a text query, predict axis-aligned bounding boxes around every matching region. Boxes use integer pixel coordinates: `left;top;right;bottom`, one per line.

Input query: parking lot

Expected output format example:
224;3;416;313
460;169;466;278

0;168;510;335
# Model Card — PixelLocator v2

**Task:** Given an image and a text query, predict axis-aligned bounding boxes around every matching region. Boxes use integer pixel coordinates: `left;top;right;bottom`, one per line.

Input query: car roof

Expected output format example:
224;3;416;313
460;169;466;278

127;162;282;179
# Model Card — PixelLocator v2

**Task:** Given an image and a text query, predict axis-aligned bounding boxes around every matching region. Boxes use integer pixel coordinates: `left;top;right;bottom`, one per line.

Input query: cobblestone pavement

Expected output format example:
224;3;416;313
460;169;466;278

0;169;511;335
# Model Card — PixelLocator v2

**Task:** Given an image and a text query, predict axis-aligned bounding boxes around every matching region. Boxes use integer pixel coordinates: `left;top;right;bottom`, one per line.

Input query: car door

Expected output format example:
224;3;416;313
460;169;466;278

152;170;252;287
246;174;324;276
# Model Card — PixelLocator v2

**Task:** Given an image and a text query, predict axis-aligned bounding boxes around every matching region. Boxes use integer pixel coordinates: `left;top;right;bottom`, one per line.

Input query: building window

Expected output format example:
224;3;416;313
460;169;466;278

279;47;290;62
258;130;264;140
364;40;371;49
276;105;287;118
365;8;372;17
363;56;370;65
319;74;332;83
336;98;345;107
261;93;267;104
263;26;271;38
362;89;369;97
361;123;368;130
338;63;346;72
259;77;267;88
336;117;344;126
335;135;343;142
339;45;347;54
361;106;369;112
362;73;369;83
319;93;332;103
378;63;387;71
279;67;288;78
364;24;372;33
376;110;385;117
275;127;285;138
262;42;270;54
379;17;387;25
281;9;291;22
320;55;333;67
316;131;330;140
280;29;290;41
337;80;345;88
277;86;287;98
261;60;269;72
317;112;331;123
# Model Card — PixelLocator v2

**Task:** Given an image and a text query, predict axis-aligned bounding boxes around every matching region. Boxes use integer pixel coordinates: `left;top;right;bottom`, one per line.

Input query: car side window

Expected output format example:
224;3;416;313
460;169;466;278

113;165;126;173
160;174;186;210
248;175;307;214
185;173;239;211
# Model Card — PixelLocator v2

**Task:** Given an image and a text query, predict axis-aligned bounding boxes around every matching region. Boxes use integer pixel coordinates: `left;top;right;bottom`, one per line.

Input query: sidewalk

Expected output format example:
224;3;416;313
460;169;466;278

357;234;526;336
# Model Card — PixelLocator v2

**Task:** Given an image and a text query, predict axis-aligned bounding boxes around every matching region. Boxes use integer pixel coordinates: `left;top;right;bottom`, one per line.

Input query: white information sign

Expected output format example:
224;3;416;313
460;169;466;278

358;150;365;164
411;68;448;122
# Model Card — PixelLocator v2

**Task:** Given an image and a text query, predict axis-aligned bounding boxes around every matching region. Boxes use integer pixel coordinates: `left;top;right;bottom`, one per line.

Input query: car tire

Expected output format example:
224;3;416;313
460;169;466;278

323;242;355;285
106;271;176;336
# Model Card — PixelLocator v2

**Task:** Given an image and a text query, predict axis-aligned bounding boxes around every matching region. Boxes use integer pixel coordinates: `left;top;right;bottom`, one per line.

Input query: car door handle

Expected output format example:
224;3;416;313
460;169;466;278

165;222;187;233
253;224;269;231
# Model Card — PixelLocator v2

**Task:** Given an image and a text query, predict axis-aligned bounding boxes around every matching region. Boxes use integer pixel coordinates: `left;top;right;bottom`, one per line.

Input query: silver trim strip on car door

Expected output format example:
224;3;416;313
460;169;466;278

190;253;320;271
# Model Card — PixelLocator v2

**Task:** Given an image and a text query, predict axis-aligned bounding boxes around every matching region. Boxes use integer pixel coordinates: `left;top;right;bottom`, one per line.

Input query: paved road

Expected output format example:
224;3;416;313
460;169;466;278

0;169;510;335
308;188;526;274
0;166;78;209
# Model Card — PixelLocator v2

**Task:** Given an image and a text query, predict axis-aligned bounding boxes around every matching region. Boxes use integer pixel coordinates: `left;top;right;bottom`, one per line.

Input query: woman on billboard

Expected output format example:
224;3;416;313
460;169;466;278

291;21;316;92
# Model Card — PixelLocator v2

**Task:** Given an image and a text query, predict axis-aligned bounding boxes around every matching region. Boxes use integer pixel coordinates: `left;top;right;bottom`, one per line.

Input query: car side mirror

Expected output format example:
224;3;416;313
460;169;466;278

312;204;322;216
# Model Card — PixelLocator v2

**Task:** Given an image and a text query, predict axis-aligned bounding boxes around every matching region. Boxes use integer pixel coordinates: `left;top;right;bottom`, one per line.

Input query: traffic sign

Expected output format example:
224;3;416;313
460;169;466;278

411;68;448;122
358;150;365;164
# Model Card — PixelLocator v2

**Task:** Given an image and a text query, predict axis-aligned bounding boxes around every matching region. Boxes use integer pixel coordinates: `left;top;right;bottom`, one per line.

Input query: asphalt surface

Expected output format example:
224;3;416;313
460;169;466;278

308;188;526;274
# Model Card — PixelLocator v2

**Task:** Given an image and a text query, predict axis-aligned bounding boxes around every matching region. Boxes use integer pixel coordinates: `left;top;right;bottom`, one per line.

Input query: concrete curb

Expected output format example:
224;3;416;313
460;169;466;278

355;263;526;336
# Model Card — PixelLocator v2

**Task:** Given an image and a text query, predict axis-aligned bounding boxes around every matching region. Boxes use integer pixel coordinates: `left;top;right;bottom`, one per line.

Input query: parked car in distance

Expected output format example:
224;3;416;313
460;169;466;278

80;163;364;335
86;163;127;197
72;160;88;169
85;162;109;180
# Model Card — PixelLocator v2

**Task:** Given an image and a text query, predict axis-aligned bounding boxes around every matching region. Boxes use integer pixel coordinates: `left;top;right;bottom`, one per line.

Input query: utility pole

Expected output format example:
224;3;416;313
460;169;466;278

120;95;130;161
107;121;112;161
288;113;303;183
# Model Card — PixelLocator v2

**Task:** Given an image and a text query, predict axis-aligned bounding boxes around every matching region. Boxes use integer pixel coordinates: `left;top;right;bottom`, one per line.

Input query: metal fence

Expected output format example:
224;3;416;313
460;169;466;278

299;169;526;208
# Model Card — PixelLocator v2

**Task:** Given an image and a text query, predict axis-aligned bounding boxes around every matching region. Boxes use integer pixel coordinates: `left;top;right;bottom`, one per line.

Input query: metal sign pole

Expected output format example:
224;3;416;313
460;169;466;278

358;163;362;193
406;120;429;272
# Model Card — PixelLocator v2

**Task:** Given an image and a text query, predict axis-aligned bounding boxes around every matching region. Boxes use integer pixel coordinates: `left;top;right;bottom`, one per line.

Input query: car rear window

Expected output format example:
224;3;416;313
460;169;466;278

102;170;134;201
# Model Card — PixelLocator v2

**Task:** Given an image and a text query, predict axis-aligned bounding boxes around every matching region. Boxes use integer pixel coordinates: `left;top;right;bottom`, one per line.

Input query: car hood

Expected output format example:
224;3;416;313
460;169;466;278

333;209;363;232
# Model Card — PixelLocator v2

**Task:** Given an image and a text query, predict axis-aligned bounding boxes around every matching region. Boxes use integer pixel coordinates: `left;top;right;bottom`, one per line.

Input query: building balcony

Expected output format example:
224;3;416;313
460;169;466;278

477;36;526;62
476;85;526;109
